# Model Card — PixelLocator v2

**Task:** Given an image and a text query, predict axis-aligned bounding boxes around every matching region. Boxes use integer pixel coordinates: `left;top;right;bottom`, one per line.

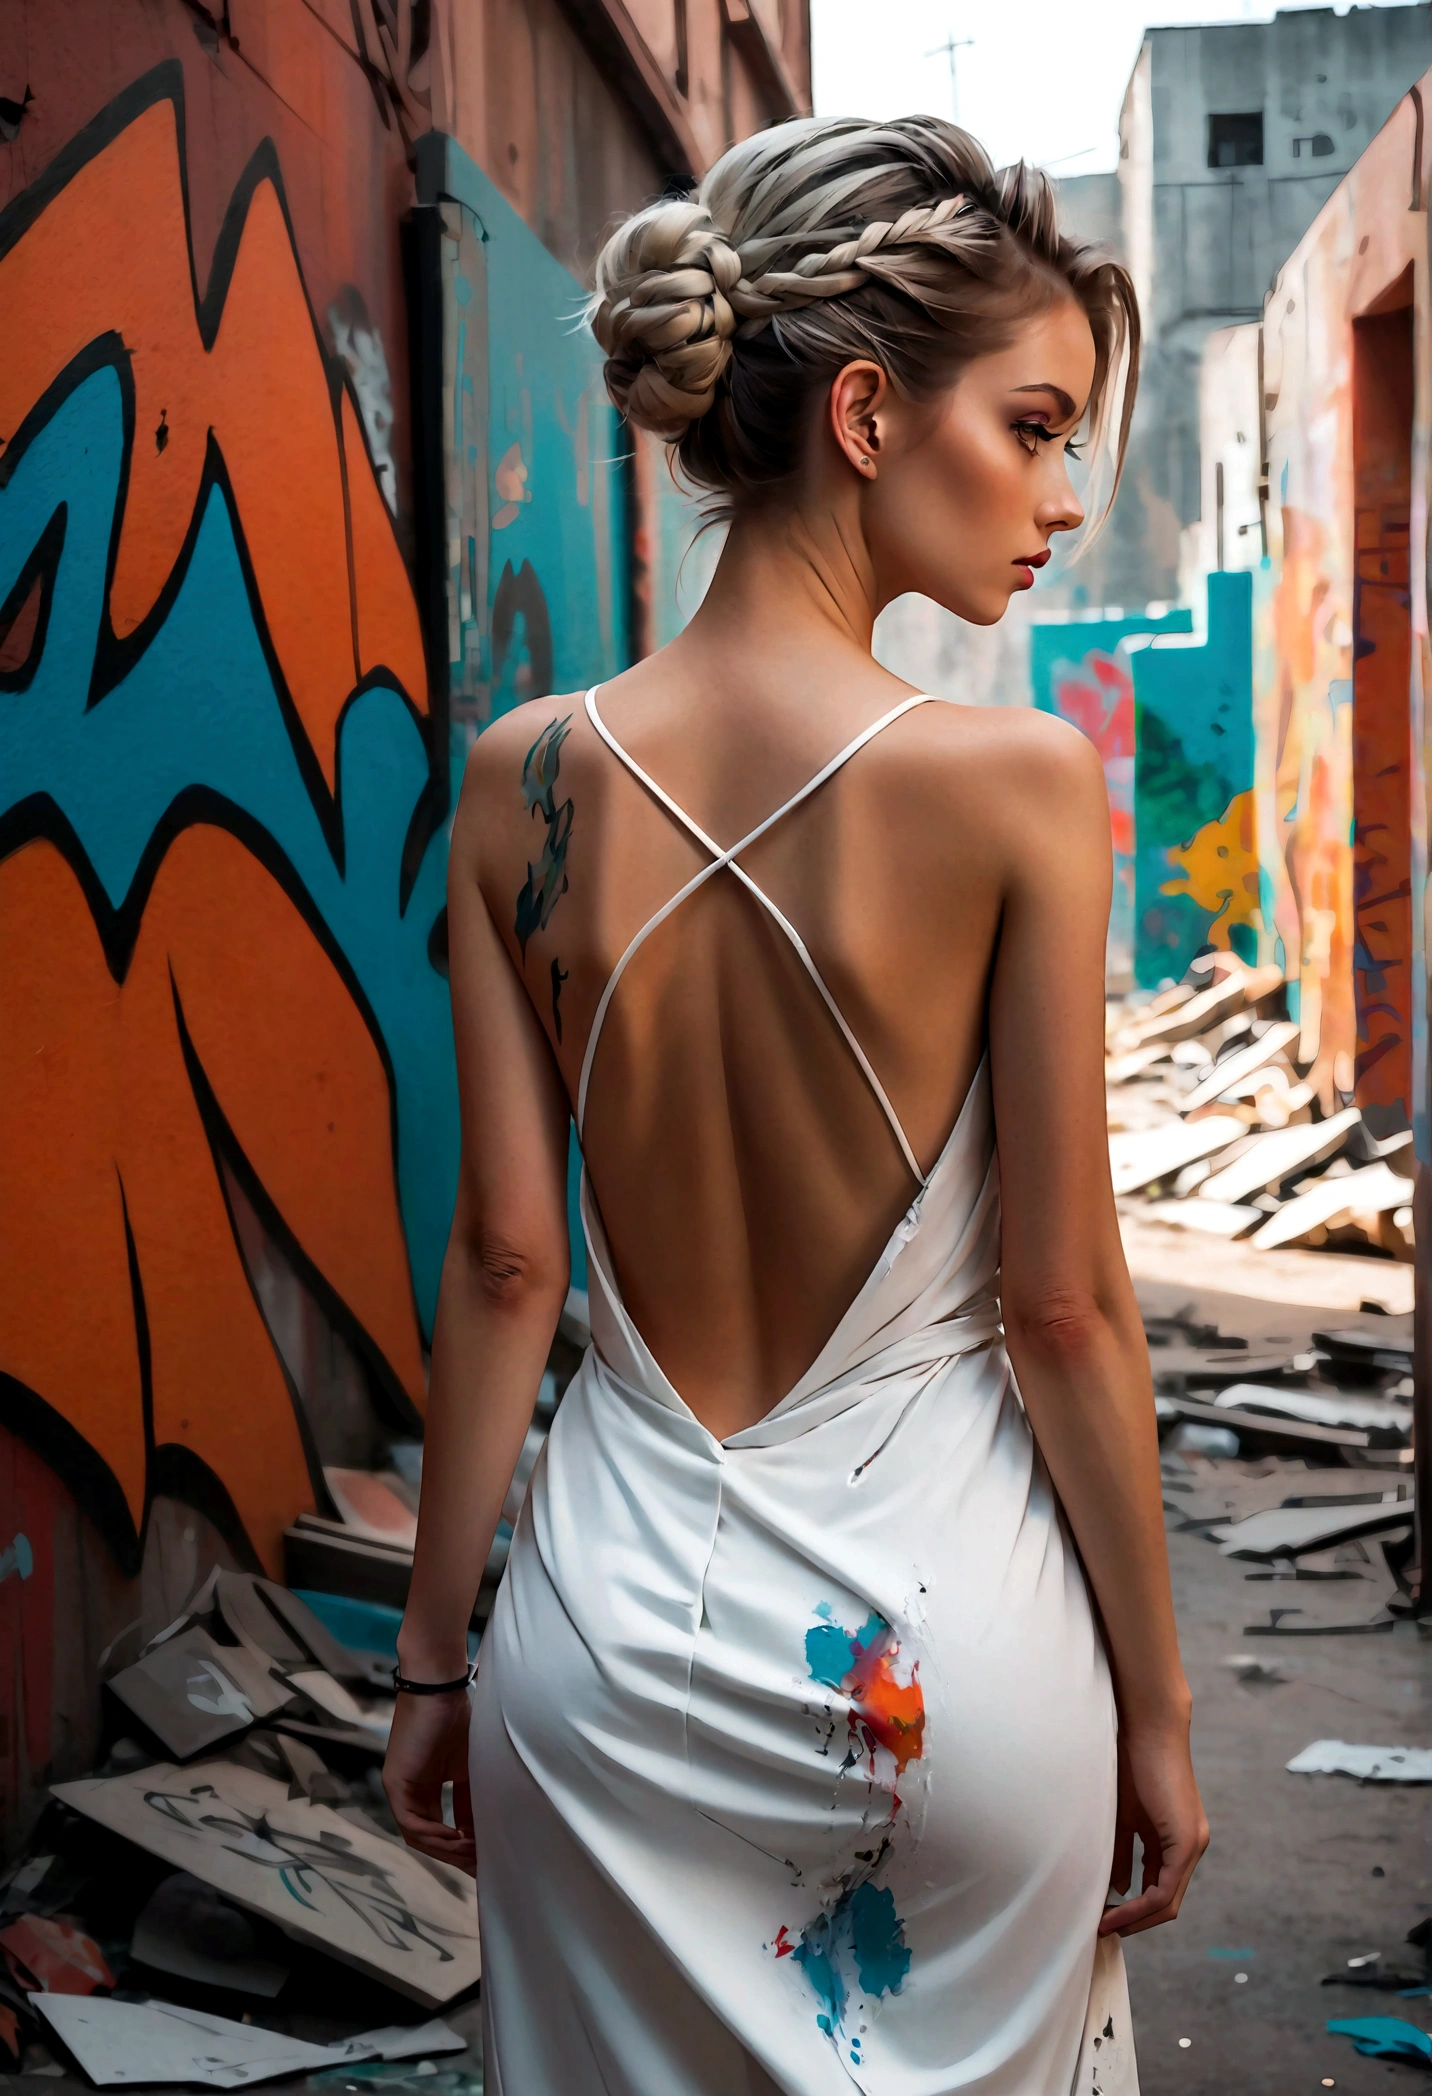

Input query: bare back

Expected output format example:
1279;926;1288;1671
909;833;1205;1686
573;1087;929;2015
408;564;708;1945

463;659;1088;1438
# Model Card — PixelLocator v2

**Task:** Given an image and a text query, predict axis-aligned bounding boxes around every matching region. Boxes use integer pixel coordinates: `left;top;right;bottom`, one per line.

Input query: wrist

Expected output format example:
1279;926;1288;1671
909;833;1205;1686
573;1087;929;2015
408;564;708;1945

396;1627;472;1683
1116;1678;1193;1737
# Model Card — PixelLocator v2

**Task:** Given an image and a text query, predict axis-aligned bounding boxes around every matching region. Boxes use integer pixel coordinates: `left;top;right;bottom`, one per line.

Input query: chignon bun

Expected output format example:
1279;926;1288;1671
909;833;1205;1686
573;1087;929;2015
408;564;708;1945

587;115;1138;525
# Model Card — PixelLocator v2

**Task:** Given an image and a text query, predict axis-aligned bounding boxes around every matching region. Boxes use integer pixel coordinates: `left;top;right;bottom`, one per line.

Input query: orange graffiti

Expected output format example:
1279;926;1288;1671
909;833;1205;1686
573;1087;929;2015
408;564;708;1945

0;95;426;787
0;828;426;1573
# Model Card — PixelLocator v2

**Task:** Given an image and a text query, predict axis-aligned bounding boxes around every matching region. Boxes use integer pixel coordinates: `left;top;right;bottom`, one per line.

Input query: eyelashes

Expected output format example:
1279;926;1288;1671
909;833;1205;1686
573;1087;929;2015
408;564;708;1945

1013;418;1083;461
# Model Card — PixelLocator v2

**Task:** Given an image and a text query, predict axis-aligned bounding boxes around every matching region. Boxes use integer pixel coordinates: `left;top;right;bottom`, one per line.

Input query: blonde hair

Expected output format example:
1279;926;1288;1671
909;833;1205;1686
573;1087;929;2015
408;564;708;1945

590;115;1139;531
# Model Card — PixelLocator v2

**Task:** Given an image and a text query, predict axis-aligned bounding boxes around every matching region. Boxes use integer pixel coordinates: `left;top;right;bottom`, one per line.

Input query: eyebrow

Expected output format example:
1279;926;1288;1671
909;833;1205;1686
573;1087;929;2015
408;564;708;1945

1011;382;1078;422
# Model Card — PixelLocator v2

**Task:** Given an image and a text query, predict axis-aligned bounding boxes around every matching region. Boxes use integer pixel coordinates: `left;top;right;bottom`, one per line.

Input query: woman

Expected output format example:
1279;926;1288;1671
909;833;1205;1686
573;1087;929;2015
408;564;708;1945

384;114;1206;2095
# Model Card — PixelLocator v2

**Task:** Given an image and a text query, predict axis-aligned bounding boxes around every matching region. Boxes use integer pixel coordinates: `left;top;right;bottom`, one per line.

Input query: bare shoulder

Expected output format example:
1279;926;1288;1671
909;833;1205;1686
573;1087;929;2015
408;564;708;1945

874;700;1107;840
460;694;588;802
454;694;586;855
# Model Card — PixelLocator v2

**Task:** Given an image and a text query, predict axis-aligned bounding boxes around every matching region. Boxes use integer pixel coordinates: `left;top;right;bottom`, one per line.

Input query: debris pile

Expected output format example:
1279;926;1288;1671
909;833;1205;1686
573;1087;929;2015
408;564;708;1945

0;1294;594;2088
1108;953;1415;1260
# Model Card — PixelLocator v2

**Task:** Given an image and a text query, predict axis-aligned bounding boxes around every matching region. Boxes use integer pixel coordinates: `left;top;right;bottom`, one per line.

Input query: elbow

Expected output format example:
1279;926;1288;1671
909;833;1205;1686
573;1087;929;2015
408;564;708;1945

1003;1287;1112;1373
458;1227;568;1318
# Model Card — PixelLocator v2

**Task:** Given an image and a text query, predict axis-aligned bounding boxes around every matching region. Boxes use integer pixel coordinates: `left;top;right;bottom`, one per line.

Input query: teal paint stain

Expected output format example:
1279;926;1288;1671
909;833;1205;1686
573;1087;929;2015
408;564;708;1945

0;1535;33;1583
786;1881;911;2041
804;1609;885;1690
849;1881;911;1995
779;1602;918;2042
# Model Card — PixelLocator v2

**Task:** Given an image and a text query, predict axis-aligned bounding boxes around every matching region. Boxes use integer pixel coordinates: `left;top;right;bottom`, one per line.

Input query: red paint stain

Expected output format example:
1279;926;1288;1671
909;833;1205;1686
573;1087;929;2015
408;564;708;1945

774;1925;795;1957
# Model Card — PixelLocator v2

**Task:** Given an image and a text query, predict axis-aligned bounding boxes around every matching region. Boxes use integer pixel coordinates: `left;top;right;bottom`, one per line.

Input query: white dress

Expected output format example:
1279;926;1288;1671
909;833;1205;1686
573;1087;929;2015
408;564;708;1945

471;693;1139;2096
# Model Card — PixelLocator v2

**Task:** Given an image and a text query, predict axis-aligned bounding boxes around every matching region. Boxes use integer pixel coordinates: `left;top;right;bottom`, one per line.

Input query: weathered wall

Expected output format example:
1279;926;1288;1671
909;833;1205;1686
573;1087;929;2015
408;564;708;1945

1029;608;1193;987
0;0;808;1841
1251;77;1430;1126
0;21;440;1843
1132;571;1258;987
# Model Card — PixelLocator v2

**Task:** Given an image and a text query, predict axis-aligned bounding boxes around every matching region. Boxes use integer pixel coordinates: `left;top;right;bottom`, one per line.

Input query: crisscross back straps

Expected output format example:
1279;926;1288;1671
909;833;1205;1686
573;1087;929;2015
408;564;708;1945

577;686;940;1187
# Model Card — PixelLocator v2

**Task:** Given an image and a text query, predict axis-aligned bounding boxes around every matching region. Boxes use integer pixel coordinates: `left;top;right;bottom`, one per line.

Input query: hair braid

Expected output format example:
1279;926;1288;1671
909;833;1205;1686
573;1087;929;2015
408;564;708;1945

589;113;1139;524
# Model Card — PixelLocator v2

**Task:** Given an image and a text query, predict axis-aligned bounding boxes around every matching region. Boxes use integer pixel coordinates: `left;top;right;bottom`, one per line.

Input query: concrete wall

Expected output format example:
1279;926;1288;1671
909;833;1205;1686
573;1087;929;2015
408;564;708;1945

0;0;806;1843
1093;2;1432;615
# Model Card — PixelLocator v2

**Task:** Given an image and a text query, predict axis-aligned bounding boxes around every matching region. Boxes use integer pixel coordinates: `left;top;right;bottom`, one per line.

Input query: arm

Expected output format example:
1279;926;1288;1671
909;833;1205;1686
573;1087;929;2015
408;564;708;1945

383;746;573;1875
987;723;1207;1937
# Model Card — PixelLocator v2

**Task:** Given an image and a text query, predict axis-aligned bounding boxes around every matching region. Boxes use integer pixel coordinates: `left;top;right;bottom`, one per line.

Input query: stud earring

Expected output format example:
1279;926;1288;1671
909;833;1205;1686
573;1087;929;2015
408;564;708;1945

859;456;871;468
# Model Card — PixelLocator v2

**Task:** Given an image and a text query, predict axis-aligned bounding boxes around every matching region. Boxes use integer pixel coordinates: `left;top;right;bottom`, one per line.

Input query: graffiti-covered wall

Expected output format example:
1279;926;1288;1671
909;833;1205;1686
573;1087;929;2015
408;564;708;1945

0;52;445;1824
1246;78;1431;1128
1030;608;1192;986
1131;572;1258;987
0;0;806;1838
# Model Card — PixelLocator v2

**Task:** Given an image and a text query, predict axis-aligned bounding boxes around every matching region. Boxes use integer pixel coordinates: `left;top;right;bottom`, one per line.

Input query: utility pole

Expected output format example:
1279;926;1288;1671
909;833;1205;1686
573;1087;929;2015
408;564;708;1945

925;31;973;127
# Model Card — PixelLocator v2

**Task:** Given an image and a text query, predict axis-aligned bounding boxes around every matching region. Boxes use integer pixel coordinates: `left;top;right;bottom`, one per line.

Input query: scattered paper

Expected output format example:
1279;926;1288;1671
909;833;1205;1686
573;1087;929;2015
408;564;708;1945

107;1628;257;1759
28;1995;466;2090
1289;1741;1432;1782
53;1759;479;2008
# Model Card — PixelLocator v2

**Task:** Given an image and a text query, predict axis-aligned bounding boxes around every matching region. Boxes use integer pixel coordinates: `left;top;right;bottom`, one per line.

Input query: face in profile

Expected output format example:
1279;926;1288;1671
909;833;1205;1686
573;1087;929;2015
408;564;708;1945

867;297;1098;628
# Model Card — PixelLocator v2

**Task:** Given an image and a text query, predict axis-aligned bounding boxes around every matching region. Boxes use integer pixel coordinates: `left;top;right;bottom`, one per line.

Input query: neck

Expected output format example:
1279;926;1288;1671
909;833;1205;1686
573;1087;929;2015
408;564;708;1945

683;493;881;672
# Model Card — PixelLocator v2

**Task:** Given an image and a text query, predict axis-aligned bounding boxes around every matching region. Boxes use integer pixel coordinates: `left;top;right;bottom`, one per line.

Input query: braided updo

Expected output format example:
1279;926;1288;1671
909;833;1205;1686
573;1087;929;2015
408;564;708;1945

589;115;1138;522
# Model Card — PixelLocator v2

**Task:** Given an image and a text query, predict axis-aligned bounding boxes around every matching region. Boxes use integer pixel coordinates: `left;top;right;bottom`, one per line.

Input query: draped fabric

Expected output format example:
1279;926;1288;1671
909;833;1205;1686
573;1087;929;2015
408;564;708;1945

472;1061;1139;2094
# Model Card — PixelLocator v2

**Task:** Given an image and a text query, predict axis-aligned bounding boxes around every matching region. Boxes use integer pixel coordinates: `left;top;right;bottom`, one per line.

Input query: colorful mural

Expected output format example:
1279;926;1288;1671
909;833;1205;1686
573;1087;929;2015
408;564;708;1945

0;66;450;1578
1244;81;1429;1126
1029;607;1191;984
1132;571;1258;986
0;70;635;1592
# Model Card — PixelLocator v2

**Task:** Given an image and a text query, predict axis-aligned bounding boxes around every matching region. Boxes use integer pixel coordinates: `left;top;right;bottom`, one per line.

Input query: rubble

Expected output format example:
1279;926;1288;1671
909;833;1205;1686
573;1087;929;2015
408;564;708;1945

0;1298;596;2087
1107;954;1416;1266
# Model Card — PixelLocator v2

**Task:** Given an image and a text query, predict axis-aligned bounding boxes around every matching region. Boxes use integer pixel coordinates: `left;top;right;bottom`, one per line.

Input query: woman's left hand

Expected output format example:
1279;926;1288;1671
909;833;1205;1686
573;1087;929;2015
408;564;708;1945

1100;1717;1208;1937
383;1686;477;1878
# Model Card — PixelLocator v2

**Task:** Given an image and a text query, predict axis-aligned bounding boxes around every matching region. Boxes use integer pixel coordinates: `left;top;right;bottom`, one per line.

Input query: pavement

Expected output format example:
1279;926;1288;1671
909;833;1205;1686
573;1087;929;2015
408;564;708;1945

1126;1277;1432;2095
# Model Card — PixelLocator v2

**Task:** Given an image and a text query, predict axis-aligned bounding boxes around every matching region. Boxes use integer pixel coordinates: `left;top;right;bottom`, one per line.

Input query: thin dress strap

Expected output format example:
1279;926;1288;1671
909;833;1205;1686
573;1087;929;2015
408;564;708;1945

577;685;941;1187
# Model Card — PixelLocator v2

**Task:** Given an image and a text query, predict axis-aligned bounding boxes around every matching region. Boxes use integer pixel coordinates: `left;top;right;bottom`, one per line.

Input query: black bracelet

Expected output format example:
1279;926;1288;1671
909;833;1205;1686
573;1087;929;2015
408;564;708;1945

391;1664;476;1694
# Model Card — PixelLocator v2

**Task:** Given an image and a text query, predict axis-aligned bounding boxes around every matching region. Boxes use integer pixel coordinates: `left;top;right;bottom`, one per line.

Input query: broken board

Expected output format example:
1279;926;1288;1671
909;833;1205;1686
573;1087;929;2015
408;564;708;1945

52;1761;478;2009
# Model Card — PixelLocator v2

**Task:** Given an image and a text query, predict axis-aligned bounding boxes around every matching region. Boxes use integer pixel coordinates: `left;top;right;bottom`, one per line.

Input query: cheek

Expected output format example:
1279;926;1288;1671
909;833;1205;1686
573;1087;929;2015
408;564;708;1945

911;426;1021;537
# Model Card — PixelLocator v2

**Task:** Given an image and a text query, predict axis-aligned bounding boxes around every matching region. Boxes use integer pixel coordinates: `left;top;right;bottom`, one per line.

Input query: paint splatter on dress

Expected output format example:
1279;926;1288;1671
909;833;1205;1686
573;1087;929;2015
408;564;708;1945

471;691;1140;2095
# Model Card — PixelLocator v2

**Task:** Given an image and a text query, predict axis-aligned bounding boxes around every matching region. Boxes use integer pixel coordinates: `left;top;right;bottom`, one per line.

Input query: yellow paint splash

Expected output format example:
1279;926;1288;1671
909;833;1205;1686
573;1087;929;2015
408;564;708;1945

1161;788;1261;949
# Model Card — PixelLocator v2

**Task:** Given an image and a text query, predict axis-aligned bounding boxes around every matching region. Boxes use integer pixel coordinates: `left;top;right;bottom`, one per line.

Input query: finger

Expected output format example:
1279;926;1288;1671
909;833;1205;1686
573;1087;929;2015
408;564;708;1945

391;1811;478;1873
453;1773;475;1839
1105;1837;1202;1936
1110;1819;1134;1895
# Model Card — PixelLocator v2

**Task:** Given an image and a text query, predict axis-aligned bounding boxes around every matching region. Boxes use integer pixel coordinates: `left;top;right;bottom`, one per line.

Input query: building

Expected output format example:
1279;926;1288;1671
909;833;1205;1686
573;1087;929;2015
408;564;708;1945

0;0;808;1843
1083;0;1432;613
879;5;1432;707
1179;64;1429;1138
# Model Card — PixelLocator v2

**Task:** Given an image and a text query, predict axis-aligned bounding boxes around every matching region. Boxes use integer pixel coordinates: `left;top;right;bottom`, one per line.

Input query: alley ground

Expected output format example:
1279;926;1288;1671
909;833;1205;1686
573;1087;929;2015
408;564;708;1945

1127;1278;1432;2096
12;1275;1429;2096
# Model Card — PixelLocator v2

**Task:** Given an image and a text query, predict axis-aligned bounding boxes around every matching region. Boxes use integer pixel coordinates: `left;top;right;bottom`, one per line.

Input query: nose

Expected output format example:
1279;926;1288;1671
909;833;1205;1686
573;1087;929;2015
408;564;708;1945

1040;455;1086;536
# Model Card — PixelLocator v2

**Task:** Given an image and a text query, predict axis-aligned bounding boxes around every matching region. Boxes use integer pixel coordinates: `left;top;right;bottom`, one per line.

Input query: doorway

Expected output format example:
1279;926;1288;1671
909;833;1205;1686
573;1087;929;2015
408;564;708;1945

1351;273;1415;1135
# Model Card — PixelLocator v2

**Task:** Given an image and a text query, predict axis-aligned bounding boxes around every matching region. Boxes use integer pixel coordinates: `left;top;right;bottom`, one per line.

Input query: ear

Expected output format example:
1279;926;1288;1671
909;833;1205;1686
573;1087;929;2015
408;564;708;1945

828;360;888;479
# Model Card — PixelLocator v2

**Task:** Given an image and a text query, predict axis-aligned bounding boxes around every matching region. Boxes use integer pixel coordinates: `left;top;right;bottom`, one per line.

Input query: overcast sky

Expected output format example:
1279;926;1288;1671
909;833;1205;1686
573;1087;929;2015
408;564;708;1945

810;0;1421;175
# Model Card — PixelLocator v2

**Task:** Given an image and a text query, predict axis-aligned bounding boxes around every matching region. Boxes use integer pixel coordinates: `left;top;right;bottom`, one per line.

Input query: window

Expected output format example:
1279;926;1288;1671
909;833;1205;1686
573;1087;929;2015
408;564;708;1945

1291;133;1335;158
1207;112;1264;168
